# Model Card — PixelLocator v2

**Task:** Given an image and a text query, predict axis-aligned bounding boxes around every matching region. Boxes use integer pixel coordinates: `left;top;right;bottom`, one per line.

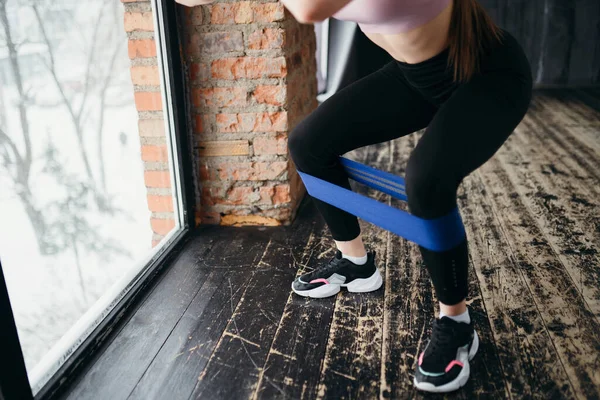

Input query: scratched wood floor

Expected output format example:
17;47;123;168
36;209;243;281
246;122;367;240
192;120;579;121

61;88;600;400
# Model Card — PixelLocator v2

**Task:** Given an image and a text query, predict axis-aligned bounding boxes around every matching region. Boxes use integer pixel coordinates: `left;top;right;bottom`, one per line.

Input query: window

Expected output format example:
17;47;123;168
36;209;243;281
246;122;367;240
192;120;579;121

0;0;190;395
313;18;358;103
314;20;329;94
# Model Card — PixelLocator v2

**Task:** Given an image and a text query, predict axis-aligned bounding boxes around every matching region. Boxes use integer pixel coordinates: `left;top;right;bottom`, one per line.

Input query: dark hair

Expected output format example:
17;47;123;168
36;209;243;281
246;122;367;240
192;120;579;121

447;0;503;82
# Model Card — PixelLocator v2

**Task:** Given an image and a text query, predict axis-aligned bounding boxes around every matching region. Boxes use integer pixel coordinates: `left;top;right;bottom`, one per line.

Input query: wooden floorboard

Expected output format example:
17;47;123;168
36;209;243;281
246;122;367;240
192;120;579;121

499;120;600;317
189;213;317;399
63;236;216;400
253;222;338;400
60;88;600;400
314;144;390;400
477;162;600;398
460;174;576;398
127;269;248;399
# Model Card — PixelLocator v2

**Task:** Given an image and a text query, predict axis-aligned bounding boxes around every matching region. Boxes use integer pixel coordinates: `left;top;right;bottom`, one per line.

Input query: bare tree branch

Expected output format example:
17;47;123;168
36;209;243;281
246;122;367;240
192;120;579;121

0;0;52;254
31;5;78;124
0;0;133;260
0;127;24;168
78;4;107;120
96;38;125;191
0;0;32;177
0;128;22;183
31;4;97;187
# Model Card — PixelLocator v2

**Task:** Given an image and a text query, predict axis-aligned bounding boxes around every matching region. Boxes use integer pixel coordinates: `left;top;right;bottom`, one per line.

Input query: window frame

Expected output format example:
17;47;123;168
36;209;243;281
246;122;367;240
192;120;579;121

0;0;196;398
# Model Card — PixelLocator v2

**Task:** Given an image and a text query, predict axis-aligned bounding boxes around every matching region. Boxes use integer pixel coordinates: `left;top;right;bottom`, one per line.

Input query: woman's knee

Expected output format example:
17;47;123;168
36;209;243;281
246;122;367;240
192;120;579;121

287;120;311;167
288;114;335;173
405;156;458;219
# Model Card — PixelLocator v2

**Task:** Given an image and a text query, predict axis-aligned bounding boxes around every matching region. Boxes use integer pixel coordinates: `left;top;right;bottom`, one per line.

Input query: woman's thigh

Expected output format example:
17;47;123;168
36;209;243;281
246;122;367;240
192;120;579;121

289;62;438;165
405;69;533;217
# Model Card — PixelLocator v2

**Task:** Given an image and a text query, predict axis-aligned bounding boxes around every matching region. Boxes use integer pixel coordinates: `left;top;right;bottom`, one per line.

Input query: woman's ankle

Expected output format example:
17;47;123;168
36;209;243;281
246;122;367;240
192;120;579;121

439;300;469;323
335;235;367;257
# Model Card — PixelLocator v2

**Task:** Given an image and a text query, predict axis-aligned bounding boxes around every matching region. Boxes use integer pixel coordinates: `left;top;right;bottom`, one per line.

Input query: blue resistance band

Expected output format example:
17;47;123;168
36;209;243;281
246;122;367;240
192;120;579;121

297;157;466;252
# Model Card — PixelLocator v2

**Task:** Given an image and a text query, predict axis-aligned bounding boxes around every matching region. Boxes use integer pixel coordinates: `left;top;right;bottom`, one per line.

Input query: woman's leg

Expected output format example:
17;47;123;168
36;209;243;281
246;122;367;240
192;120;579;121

409;63;532;390
406;67;532;312
289;62;437;247
288;62;438;298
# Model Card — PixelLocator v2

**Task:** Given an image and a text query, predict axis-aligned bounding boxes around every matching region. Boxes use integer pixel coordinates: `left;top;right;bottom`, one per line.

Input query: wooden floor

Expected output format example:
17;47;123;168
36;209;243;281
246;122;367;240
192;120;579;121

61;89;600;400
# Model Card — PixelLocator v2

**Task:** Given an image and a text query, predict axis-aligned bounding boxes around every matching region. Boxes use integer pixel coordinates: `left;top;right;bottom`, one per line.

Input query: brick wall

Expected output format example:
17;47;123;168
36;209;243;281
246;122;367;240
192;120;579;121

181;1;317;226
122;0;176;246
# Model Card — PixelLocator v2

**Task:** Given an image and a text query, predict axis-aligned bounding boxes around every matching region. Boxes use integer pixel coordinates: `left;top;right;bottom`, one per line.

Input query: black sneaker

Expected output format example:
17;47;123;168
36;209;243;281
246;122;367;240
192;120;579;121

291;250;382;298
413;317;479;393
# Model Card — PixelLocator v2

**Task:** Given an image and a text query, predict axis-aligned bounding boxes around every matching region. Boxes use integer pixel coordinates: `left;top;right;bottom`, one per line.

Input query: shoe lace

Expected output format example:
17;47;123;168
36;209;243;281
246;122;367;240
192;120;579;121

424;319;459;364
309;254;345;278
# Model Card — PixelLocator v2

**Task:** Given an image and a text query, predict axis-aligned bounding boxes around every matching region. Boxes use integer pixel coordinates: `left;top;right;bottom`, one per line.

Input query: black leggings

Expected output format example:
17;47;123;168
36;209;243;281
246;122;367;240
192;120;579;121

288;30;533;305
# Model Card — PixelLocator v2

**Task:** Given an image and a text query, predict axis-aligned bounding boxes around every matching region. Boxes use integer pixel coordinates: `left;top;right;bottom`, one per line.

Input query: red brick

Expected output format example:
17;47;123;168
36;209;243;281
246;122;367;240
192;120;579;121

273;184;291;204
234;2;253;23
216;112;287;133
252;2;285;23
210;3;235;24
210;2;284;24
198;140;249;156
151;218;175;235
178;3;317;226
259;186;275;204
221;215;281;226
216;161;287;181
124;12;154;32
258;183;291;205
301;43;317;71
147;195;174;212
128;39;157;58
183;7;203;25
227;186;257;204
252;85;286;106
192;87;247;108
248;28;285;50
144;170;171;188
217;162;251;181
138;119;165;137
253;135;287;155
131;65;160;86
199;164;212;180
188;31;244;55
199;211;221;225
285;24;307;49
194;114;204;133
262;207;292;221
135;92;162;111
211;57;286;80
141;145;169;162
190;63;210;82
200;187;215;206
203;186;255;206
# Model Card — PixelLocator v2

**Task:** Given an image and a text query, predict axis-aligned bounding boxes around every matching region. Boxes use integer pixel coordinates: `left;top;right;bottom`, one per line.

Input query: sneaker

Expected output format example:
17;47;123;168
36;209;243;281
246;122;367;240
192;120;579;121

291;250;382;298
413;317;479;393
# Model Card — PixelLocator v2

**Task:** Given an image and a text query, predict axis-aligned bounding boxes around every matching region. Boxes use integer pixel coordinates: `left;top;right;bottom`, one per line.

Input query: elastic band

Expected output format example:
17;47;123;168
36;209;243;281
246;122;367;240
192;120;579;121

298;157;466;252
340;157;407;201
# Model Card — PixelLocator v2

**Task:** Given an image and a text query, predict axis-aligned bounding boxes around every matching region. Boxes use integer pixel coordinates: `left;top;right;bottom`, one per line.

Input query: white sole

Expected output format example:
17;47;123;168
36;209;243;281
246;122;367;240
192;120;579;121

291;268;383;298
413;330;480;393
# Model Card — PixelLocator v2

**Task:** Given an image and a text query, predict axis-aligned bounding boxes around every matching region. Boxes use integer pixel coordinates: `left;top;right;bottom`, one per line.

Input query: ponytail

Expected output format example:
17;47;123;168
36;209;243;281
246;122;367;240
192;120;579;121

447;0;503;82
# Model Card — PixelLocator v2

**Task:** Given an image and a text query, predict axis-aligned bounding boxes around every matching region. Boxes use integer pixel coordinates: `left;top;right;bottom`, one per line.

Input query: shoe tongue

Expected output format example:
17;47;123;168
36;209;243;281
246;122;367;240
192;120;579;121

439;316;469;327
434;317;459;333
438;316;456;324
335;250;343;259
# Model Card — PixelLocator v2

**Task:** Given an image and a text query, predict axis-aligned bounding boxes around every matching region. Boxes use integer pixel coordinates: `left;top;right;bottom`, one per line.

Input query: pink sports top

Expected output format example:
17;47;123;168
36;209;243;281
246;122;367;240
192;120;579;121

333;0;451;34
